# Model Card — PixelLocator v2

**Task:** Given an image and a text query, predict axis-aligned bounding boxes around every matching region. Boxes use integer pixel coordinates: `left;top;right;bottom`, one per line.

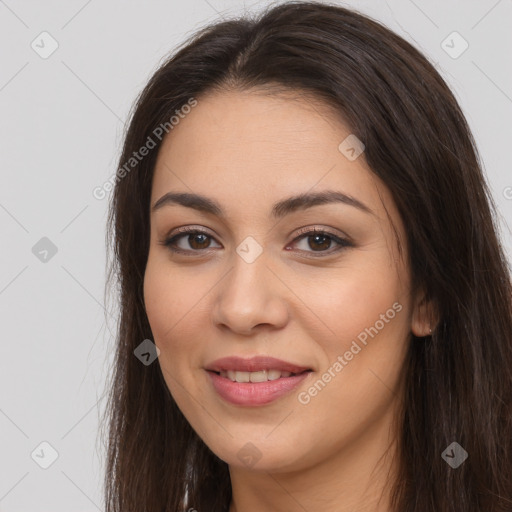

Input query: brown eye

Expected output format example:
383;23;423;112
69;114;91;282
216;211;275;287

303;233;332;251
161;228;221;255
160;226;352;257
185;233;211;250
288;228;352;257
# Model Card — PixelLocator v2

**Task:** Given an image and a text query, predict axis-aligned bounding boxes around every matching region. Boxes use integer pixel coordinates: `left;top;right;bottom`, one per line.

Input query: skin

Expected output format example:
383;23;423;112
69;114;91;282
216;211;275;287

143;88;434;512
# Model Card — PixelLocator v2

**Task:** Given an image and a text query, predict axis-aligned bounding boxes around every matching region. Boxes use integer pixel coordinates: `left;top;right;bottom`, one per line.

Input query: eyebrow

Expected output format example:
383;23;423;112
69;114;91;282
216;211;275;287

151;190;374;219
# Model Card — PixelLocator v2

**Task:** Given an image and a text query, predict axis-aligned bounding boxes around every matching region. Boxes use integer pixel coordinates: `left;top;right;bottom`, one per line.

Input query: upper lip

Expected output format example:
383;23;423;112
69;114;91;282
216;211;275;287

205;356;312;374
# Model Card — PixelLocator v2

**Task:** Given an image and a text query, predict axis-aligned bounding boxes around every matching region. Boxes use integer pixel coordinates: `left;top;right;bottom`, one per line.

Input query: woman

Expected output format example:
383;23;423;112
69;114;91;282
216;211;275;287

102;2;512;511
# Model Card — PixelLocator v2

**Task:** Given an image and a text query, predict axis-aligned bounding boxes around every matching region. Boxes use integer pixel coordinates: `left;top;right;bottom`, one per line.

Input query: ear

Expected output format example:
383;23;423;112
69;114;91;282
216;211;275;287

411;288;438;337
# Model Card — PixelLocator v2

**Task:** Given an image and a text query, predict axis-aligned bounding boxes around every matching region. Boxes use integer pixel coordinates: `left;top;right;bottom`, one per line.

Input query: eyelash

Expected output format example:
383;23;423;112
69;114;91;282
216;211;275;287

159;226;353;258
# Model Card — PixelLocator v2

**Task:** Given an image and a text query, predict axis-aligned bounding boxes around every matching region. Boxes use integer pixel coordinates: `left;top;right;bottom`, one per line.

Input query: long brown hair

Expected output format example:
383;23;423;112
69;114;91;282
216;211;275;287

101;2;512;510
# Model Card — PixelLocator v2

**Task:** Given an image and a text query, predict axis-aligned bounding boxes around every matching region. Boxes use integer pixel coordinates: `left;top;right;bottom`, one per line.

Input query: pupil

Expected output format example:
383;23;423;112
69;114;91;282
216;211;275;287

310;234;330;251
191;234;209;249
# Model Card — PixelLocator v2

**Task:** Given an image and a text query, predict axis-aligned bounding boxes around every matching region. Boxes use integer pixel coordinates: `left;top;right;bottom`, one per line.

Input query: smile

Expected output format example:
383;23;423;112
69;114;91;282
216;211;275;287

217;369;307;382
206;369;312;406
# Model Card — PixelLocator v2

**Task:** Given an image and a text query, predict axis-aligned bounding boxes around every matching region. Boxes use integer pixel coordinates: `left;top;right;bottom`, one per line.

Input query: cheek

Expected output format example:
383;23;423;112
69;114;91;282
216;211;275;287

296;253;410;405
298;254;406;345
143;259;204;412
143;256;200;363
292;287;409;467
143;249;208;337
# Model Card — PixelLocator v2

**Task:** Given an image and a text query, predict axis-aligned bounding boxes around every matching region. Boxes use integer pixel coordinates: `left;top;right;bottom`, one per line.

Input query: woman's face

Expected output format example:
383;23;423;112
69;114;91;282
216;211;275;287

143;89;425;473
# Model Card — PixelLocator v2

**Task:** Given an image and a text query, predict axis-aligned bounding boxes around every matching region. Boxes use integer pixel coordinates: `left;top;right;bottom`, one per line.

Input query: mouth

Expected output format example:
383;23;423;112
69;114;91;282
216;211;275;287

207;368;312;383
204;355;313;378
204;355;313;406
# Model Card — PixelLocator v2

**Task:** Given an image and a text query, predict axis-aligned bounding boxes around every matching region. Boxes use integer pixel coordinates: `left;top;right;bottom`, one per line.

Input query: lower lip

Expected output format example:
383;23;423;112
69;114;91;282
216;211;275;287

206;370;311;406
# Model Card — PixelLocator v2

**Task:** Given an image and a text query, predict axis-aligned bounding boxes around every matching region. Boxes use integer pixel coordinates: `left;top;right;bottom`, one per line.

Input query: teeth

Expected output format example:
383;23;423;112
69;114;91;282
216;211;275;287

267;369;284;380
248;370;267;383
220;369;295;382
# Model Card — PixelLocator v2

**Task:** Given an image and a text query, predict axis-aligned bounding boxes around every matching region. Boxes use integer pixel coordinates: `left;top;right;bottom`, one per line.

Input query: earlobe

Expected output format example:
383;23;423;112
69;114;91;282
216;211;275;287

411;289;438;337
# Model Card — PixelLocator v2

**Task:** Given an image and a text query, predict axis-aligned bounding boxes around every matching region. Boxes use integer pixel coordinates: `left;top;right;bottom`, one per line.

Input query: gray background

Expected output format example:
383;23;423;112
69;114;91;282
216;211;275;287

0;0;511;510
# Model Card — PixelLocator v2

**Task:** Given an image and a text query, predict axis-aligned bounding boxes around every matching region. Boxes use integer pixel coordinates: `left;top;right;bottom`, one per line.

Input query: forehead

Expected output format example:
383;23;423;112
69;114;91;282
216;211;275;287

151;88;393;222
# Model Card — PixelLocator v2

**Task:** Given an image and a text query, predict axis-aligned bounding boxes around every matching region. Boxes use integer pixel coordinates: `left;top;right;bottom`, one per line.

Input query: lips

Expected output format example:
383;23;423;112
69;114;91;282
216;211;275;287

204;355;312;374
204;356;314;405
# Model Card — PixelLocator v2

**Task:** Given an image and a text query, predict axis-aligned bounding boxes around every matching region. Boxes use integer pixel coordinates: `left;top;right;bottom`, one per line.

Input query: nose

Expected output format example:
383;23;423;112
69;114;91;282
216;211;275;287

211;248;289;336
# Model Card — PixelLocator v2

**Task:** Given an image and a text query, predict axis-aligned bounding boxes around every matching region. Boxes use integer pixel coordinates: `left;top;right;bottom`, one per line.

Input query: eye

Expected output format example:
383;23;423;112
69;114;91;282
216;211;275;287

160;226;221;255
159;226;352;257
287;227;353;257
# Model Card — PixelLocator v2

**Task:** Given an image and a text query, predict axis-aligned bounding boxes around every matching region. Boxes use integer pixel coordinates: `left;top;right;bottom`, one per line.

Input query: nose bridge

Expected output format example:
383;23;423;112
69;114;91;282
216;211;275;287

212;236;288;332
224;237;272;309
